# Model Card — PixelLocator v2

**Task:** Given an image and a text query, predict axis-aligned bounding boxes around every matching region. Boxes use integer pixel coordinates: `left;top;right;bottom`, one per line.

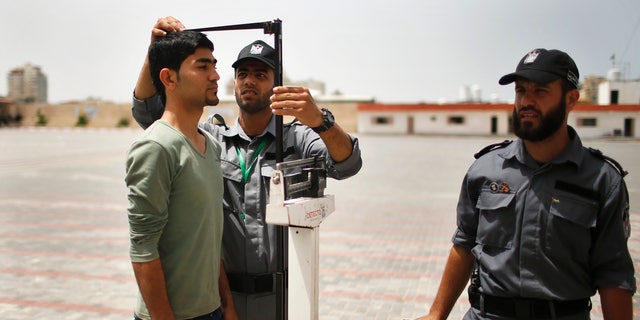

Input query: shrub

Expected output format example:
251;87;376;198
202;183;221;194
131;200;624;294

117;118;130;128
76;113;89;127
36;109;47;126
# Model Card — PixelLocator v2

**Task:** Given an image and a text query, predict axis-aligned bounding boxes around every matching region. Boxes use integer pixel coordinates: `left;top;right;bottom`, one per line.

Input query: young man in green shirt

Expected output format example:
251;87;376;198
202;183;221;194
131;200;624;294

125;30;231;320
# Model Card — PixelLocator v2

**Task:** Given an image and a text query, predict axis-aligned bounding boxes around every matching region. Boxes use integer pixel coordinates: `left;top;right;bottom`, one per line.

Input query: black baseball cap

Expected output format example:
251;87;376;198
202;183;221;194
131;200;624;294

231;40;276;69
499;49;579;88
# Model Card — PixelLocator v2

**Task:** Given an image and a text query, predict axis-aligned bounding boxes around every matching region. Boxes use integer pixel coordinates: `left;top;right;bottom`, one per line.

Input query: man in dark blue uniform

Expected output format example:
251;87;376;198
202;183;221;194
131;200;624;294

418;49;635;320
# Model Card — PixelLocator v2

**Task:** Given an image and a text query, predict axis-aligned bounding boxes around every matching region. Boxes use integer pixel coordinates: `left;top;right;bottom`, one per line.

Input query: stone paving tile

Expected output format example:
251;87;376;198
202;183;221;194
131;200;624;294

0;128;638;319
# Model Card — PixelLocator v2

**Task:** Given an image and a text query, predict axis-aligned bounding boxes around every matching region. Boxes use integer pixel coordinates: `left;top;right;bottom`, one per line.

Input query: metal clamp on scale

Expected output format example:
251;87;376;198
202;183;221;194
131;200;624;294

266;157;335;227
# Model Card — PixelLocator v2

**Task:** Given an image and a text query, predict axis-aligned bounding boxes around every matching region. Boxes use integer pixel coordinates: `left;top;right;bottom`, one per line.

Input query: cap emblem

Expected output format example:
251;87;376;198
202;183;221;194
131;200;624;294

523;50;540;64
250;44;264;55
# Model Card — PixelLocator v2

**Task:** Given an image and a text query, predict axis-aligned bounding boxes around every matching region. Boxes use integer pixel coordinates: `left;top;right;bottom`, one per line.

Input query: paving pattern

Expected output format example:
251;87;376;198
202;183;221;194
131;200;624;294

0;128;638;319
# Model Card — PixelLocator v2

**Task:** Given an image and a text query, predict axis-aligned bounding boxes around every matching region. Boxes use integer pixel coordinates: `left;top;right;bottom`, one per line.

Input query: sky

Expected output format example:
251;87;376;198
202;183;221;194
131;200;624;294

0;0;639;104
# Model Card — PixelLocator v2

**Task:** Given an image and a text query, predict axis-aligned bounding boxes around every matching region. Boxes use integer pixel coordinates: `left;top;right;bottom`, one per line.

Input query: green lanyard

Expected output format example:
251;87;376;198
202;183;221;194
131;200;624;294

236;138;268;184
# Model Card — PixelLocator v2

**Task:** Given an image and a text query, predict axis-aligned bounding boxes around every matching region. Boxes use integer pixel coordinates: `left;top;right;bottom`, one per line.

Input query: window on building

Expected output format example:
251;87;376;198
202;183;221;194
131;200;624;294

373;116;393;125
448;116;465;125
610;90;619;104
577;118;597;127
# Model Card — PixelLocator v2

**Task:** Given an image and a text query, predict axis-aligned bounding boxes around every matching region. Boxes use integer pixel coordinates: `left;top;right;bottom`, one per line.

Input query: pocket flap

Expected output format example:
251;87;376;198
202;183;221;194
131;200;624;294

476;192;515;210
221;159;241;183
549;190;598;228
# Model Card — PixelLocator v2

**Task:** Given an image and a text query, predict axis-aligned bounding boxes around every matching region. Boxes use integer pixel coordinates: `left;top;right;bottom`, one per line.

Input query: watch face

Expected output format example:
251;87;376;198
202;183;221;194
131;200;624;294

313;108;335;133
324;109;335;123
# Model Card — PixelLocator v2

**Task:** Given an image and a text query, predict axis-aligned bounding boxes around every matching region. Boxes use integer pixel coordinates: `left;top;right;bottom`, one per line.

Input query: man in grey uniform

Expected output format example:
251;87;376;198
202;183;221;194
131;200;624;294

132;17;362;320
417;49;635;320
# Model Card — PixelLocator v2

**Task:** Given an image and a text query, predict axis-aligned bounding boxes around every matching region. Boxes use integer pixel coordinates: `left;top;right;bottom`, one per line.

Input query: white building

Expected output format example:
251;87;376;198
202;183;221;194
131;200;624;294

358;103;640;139
597;68;640;105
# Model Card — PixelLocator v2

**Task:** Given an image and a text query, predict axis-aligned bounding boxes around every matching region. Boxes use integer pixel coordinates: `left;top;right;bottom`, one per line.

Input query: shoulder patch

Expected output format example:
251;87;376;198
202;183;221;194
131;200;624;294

474;140;513;159
587;147;628;177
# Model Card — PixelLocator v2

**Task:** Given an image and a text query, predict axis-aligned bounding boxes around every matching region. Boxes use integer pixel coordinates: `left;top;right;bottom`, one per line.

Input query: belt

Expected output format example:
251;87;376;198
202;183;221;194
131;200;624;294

469;291;591;319
226;273;276;294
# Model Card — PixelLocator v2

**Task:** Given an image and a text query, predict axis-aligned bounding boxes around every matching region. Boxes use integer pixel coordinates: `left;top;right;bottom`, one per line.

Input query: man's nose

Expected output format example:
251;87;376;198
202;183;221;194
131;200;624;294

211;69;221;81
243;74;257;86
518;91;535;108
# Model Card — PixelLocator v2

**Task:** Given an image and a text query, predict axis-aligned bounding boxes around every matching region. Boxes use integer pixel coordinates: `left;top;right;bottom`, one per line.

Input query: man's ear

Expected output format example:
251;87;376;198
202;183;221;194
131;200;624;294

159;68;177;91
566;88;580;111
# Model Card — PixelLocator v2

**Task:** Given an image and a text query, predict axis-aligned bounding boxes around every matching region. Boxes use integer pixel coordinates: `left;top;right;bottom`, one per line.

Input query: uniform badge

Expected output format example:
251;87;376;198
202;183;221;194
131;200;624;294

489;182;510;193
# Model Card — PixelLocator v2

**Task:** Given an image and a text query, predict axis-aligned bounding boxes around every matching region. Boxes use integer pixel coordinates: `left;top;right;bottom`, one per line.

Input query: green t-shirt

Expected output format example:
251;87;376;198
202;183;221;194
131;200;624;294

126;120;223;319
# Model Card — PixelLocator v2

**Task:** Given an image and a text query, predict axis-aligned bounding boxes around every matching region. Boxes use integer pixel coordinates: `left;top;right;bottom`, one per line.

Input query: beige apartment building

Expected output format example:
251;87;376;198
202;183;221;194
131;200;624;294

8;63;48;104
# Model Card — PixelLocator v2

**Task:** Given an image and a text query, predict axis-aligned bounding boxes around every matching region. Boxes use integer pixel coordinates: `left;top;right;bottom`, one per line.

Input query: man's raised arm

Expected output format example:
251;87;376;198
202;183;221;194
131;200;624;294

132;17;185;128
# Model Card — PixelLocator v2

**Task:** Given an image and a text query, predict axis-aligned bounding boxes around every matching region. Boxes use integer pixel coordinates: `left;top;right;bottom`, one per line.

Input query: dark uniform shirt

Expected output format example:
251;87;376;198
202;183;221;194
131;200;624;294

453;127;635;300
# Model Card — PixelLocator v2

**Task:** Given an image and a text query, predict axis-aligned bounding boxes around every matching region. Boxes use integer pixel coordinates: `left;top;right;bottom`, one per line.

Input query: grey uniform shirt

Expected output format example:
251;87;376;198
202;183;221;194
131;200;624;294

133;94;362;275
453;127;635;300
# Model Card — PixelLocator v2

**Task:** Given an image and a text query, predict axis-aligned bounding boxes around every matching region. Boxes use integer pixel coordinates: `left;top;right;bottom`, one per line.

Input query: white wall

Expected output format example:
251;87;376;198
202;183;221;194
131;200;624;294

598;81;640;105
569;111;638;138
413;112;509;135
360;109;639;138
358;113;409;134
359;111;512;136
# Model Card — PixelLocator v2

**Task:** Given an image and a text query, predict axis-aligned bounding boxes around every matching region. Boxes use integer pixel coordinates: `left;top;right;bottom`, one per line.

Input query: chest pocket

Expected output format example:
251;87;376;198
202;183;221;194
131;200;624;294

220;159;242;217
476;191;516;249
545;189;598;259
221;159;242;183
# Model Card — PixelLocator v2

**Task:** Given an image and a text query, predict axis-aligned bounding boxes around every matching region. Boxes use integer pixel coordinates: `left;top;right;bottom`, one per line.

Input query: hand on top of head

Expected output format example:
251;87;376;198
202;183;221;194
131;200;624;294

151;16;186;42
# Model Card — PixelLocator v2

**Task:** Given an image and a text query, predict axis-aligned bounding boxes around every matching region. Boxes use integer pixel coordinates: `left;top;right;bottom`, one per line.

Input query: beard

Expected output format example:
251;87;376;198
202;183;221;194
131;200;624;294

235;87;271;115
206;94;220;107
513;97;566;142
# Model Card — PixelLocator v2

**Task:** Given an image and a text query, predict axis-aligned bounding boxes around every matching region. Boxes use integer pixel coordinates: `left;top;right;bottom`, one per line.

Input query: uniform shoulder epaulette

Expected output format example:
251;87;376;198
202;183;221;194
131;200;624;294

207;114;227;129
474;140;513;159
587;147;628;177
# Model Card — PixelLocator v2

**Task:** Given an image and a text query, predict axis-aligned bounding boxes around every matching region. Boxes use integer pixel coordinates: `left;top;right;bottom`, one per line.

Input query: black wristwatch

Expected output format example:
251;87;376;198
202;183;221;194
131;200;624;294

311;108;335;133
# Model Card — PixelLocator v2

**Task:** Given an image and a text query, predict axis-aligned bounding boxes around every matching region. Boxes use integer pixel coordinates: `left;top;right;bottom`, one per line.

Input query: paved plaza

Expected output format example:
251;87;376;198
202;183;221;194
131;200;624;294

0;127;638;319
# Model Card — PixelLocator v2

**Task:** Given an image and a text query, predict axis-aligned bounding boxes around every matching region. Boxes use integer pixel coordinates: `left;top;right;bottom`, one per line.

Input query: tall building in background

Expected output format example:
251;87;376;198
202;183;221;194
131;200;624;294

580;75;606;104
8;63;48;104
